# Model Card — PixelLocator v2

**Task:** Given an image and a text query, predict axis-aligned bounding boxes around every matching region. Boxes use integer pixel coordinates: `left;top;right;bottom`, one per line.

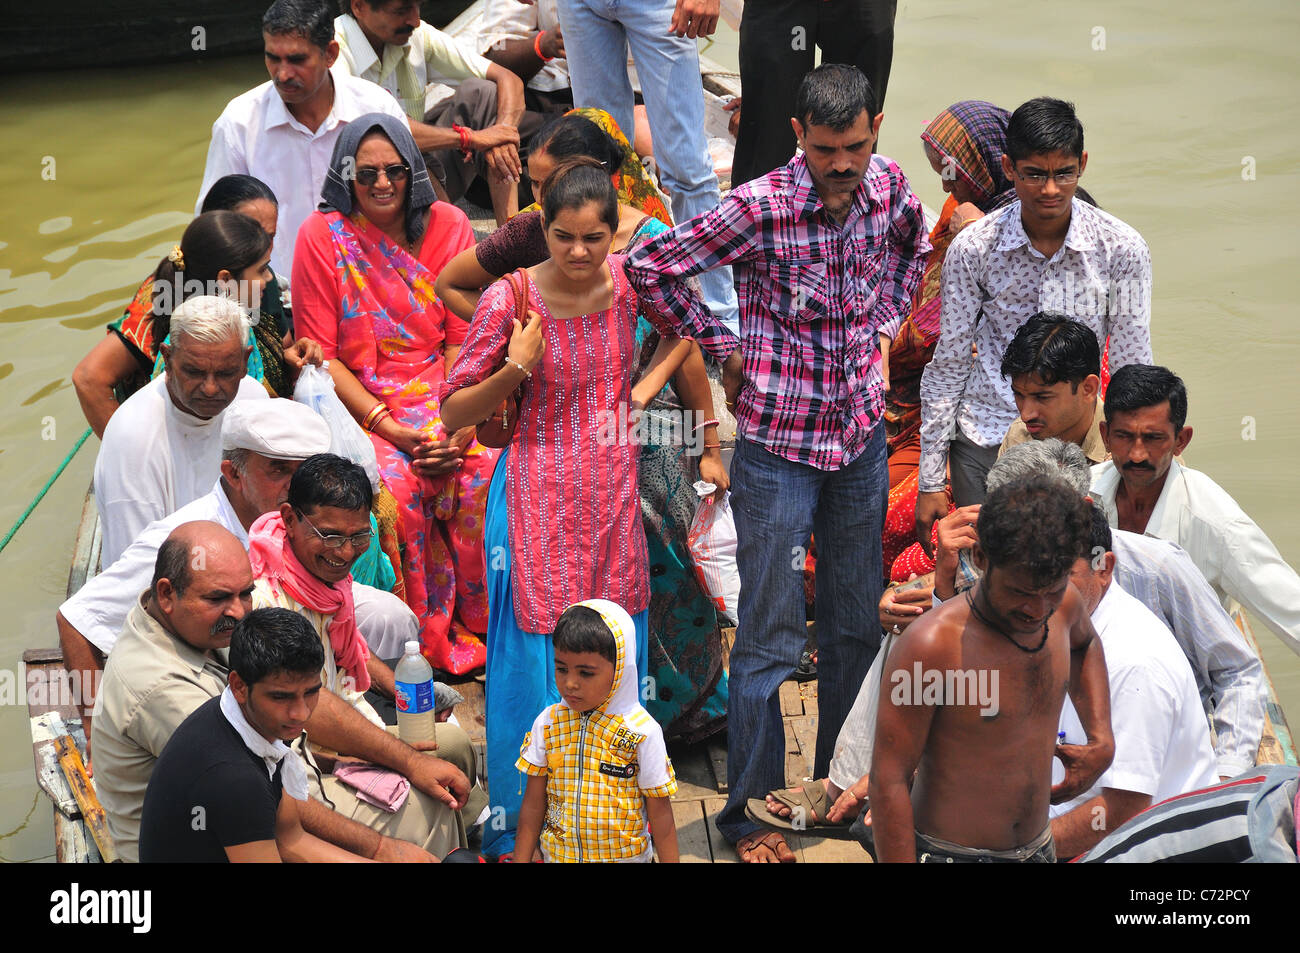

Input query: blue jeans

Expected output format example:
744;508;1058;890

556;0;740;336
716;427;888;844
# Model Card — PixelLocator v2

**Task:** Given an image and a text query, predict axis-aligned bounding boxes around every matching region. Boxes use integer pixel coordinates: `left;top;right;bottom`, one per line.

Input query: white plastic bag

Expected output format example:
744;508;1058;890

687;481;740;625
292;362;382;492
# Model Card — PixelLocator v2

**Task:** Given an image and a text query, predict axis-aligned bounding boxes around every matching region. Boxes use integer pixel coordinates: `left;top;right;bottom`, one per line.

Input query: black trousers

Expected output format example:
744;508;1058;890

732;0;896;187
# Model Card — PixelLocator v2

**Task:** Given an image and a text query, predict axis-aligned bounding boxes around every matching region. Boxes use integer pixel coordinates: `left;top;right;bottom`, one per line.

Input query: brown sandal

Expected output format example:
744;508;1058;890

735;829;797;863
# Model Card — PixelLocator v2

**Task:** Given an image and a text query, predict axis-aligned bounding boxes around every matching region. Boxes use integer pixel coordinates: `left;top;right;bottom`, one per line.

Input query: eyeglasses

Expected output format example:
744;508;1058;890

294;510;373;551
354;164;410;186
1015;168;1080;186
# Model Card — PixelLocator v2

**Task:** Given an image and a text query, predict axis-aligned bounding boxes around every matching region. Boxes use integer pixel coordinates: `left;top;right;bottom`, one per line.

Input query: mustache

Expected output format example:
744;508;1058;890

211;617;238;636
1122;461;1155;471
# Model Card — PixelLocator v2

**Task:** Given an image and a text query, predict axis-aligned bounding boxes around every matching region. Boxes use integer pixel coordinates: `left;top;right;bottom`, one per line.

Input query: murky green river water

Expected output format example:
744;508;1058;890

0;0;1296;860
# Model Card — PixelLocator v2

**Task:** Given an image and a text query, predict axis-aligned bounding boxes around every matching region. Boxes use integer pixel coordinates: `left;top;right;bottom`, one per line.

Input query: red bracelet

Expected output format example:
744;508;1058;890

451;124;473;161
533;31;554;62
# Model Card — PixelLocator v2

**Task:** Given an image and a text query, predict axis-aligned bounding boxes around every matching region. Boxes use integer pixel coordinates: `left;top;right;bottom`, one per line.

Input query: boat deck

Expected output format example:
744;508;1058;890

444;663;869;862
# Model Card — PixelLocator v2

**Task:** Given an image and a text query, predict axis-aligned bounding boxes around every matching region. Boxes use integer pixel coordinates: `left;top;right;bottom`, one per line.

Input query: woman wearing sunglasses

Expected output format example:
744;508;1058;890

292;113;499;676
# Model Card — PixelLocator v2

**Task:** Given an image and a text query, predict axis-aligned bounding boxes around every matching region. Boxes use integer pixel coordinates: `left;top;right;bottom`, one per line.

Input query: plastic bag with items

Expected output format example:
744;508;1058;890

687;480;740;626
292;362;381;492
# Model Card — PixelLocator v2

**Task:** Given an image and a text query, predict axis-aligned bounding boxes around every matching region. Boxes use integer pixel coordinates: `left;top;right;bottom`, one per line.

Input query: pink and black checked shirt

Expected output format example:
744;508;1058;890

626;153;931;471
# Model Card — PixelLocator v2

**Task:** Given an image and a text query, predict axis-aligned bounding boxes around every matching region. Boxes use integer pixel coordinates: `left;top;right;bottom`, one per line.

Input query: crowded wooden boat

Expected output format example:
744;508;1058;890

22;0;1299;866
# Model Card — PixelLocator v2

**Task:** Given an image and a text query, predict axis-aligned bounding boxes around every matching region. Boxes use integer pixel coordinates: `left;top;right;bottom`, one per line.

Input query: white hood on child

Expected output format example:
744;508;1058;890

572;599;643;719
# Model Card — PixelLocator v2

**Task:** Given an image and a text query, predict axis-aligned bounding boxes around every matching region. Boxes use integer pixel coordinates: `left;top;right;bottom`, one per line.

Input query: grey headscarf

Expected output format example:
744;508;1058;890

318;112;437;243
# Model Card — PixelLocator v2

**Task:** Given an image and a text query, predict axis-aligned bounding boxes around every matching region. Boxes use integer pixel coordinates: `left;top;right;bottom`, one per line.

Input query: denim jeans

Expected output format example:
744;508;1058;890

556;0;740;335
716;426;888;844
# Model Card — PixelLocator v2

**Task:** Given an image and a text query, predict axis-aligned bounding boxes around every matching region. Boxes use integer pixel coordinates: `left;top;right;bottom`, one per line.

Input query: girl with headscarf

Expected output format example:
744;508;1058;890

435;109;731;743
291;113;498;676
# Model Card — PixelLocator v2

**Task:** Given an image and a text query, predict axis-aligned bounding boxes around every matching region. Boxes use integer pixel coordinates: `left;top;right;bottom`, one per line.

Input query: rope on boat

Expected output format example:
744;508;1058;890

0;426;93;554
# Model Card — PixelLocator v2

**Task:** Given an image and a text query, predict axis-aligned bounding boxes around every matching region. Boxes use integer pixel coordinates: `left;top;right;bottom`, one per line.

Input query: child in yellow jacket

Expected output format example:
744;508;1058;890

515;599;679;862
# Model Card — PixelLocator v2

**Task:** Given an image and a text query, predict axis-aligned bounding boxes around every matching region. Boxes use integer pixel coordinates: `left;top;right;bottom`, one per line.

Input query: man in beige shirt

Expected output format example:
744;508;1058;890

998;313;1107;464
94;521;475;862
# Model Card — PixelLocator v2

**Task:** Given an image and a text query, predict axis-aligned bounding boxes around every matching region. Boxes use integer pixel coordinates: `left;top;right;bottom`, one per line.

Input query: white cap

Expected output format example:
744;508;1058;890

405;640;420;655
221;398;332;459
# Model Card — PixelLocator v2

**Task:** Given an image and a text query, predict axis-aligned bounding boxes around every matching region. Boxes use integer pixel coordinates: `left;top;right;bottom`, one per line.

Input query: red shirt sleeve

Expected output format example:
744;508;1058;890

290;212;343;360
438;276;516;403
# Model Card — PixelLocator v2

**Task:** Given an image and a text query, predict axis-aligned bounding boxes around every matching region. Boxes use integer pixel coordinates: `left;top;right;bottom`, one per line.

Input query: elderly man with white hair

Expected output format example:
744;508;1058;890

60;399;418;766
94;295;268;566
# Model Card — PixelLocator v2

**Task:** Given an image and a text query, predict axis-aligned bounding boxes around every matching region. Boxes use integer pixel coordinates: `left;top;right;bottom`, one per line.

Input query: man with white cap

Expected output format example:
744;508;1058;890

94;295;269;567
58;399;418;762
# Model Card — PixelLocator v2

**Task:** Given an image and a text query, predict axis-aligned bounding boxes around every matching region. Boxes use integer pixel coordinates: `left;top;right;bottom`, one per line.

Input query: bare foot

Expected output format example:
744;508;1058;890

735;829;797;863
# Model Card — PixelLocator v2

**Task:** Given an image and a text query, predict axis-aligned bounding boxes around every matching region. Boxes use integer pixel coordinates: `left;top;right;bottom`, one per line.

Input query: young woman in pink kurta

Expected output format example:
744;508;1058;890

439;158;689;857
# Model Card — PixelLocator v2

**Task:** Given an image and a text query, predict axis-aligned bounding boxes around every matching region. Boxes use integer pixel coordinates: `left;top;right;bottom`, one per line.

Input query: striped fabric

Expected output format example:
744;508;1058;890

1077;767;1298;863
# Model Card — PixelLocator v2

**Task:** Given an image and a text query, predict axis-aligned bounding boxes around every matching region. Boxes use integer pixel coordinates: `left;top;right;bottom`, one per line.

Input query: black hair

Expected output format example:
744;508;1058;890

534;114;625;176
1102;364;1188;432
1005;97;1084;162
264;0;336;51
1087;501;1113;556
201;174;279;215
541;157;619;233
287;453;373;514
793;63;876;132
978;474;1093;588
150;210;271;340
230;607;325;687
152;535;194;597
1000;313;1101;387
552;605;617;664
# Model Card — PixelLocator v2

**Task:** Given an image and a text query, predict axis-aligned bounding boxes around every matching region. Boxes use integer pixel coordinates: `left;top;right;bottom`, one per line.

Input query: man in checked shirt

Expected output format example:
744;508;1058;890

625;63;930;863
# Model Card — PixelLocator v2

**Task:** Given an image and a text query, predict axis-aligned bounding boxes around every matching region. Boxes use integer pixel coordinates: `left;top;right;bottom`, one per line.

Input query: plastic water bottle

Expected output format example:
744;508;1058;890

394;640;437;745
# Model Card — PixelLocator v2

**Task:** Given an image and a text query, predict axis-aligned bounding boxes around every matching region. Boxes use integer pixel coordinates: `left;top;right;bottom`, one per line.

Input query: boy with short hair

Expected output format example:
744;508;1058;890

515;600;679;863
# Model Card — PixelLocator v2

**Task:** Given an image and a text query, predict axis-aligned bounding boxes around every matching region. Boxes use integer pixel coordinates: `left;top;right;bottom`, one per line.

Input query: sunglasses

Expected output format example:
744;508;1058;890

354;164;410;186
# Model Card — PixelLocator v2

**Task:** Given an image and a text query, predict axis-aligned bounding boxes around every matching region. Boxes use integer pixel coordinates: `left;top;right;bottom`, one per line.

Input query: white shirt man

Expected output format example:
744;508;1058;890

1051;580;1218;821
94;373;267;567
334;9;494;118
1092;457;1300;659
197;60;406;278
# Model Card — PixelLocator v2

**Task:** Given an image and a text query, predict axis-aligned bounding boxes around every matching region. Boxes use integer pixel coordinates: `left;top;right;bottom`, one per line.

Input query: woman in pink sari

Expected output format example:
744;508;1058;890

293;113;497;675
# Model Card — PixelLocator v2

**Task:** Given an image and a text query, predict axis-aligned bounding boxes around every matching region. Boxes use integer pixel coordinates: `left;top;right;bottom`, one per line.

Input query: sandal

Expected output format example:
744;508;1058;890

735;829;797;863
744;781;856;839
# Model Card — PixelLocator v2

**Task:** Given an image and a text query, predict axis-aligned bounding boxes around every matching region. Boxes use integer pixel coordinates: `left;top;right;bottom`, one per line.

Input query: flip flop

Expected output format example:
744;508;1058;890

745;781;857;839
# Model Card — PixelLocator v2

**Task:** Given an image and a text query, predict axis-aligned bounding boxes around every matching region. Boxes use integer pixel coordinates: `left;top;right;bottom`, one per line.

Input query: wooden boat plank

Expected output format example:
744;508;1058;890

778;680;803;717
670;799;714;863
705;735;729;793
702;796;739;863
667;741;721;800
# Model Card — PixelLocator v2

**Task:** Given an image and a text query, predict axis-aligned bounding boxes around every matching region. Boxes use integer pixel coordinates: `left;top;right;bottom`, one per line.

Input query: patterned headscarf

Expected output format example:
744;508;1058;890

920;100;1015;212
319;112;438;241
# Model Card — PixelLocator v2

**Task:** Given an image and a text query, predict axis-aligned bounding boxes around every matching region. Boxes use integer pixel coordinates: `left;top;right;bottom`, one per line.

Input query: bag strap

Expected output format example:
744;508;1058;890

507;267;529;327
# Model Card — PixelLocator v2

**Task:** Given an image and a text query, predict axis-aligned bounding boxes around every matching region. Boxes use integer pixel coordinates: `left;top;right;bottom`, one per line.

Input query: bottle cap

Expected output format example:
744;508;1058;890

404;640;420;655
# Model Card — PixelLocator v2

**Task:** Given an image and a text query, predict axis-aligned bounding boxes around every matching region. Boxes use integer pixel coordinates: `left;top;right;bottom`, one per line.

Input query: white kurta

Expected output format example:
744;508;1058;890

93;375;267;567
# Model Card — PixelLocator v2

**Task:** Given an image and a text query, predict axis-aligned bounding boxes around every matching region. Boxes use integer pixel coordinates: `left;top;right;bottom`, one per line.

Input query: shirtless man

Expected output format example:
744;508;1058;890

869;474;1114;863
